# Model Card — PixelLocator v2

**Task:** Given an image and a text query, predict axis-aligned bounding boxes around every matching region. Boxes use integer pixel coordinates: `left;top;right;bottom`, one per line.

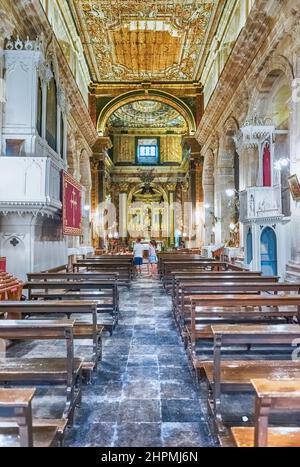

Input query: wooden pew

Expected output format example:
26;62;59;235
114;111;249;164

0;273;23;301
166;269;262;295
189;294;300;356
161;260;227;286
232;379;300;447
157;254;207;277
27;272;119;282
24;280;119;332
172;272;269;305
200;323;300;433
0;388;60;447
0;301;103;372
0;319;82;421
73;260;132;288
179;281;299;331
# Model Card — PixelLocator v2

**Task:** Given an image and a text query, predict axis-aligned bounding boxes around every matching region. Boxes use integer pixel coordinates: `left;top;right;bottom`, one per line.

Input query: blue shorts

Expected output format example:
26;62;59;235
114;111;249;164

149;255;157;264
134;257;143;266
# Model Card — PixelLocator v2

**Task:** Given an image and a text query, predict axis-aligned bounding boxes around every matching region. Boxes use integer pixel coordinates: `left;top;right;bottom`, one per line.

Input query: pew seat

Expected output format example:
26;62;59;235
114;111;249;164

0;426;59;447
0;388;61;447
0;357;82;381
231;378;300;447
231;426;300;447
200;361;300;389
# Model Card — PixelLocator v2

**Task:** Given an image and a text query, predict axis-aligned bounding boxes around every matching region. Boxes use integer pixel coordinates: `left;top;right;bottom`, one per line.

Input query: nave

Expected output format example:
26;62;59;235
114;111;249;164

1;0;300;449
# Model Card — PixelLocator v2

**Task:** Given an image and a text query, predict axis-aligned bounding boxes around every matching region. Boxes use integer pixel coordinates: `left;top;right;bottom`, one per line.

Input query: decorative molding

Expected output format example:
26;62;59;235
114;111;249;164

73;0;215;82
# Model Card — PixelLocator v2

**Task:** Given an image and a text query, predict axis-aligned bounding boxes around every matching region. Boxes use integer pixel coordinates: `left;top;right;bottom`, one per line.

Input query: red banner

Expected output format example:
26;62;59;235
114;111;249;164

0;257;6;272
62;171;82;236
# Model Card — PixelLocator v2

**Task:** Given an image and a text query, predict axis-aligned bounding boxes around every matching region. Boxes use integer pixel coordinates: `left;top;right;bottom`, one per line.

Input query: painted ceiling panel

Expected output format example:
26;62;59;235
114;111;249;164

73;0;215;82
107;100;187;129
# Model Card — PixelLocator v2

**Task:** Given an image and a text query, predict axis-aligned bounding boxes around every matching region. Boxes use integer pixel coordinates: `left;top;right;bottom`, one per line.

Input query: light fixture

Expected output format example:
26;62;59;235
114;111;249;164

84;204;90;211
229;223;236;231
275;157;289;170
280;158;289;167
114;232;119;239
204;203;210;209
182;232;188;238
108;233;113;239
226;189;235;197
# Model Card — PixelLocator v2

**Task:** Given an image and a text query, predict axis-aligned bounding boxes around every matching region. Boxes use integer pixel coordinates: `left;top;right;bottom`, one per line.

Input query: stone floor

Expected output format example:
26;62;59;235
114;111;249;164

65;269;215;447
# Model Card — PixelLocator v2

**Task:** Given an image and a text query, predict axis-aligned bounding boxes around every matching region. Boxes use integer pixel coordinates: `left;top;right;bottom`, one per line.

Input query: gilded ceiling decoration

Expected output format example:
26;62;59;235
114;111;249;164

73;0;215;82
107;100;187;129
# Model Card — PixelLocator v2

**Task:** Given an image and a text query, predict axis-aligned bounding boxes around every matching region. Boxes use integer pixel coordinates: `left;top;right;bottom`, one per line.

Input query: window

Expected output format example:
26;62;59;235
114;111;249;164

137;138;159;164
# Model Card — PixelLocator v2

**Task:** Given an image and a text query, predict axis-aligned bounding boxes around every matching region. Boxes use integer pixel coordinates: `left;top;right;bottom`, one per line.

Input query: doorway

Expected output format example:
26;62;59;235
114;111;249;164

260;227;277;276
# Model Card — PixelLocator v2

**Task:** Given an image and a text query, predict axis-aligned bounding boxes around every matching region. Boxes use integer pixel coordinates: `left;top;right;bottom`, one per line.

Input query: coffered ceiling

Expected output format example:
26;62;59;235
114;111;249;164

70;0;219;83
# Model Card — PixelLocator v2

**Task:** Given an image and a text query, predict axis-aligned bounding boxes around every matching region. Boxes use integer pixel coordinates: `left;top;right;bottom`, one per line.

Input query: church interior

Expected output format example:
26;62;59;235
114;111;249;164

0;0;300;448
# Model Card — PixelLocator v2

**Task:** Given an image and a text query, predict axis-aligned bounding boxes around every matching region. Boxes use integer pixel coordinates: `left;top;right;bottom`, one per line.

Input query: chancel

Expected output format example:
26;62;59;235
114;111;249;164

0;0;300;449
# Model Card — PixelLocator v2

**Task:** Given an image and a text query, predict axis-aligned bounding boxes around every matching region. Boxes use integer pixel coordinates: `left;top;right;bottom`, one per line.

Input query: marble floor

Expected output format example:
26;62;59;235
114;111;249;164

65;269;215;447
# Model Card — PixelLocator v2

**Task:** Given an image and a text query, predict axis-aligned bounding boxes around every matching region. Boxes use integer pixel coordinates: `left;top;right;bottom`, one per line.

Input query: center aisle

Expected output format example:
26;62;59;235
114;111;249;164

66;268;215;447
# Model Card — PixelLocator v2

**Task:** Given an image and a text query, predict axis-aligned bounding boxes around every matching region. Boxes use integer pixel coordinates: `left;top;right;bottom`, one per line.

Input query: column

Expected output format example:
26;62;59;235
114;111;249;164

91;137;113;248
119;186;128;242
203;151;215;245
215;134;235;244
167;184;176;248
182;137;202;247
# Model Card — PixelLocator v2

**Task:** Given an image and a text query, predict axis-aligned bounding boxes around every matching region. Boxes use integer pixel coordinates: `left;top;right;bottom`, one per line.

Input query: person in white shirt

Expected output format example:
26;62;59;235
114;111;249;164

133;237;144;276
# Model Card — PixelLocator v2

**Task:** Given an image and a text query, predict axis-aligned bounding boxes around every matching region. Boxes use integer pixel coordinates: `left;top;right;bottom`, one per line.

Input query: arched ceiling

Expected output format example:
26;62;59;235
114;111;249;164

71;0;216;83
107;100;187;130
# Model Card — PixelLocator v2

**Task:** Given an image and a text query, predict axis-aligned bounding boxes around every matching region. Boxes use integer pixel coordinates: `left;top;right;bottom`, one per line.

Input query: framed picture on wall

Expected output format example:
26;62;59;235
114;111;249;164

288;174;300;200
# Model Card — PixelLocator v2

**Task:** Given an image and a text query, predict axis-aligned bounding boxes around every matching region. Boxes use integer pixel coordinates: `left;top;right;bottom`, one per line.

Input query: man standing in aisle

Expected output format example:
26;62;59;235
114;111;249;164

133;237;144;277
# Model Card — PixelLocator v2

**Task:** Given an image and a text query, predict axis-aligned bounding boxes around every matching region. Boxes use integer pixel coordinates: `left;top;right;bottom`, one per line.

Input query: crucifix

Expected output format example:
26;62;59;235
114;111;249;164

70;189;78;226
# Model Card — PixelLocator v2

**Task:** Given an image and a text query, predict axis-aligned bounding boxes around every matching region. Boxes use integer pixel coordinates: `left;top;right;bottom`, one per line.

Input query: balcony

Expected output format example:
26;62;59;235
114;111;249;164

239;186;283;223
0;156;62;214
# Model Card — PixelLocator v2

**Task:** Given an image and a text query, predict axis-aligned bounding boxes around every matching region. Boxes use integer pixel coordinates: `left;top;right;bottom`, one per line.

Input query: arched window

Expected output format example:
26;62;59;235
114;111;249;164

36;78;43;137
263;143;271;187
46;74;58;151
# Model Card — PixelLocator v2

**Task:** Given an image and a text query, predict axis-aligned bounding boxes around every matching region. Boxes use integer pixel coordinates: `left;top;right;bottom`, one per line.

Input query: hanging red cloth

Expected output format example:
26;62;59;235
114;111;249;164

263;143;271;187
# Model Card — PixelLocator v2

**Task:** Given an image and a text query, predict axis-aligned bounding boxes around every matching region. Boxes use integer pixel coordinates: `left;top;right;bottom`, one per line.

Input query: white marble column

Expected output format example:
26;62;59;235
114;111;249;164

215;135;235;244
119;191;128;240
202;151;215;245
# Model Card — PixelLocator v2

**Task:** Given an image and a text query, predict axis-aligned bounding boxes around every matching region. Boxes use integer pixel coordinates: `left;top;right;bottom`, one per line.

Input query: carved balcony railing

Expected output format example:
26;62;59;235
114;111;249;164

239;186;282;223
0;156;62;214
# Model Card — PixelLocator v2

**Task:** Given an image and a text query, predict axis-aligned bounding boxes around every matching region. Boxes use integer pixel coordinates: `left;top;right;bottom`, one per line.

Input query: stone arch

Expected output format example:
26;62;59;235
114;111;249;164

97;90;196;136
249;55;294;117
